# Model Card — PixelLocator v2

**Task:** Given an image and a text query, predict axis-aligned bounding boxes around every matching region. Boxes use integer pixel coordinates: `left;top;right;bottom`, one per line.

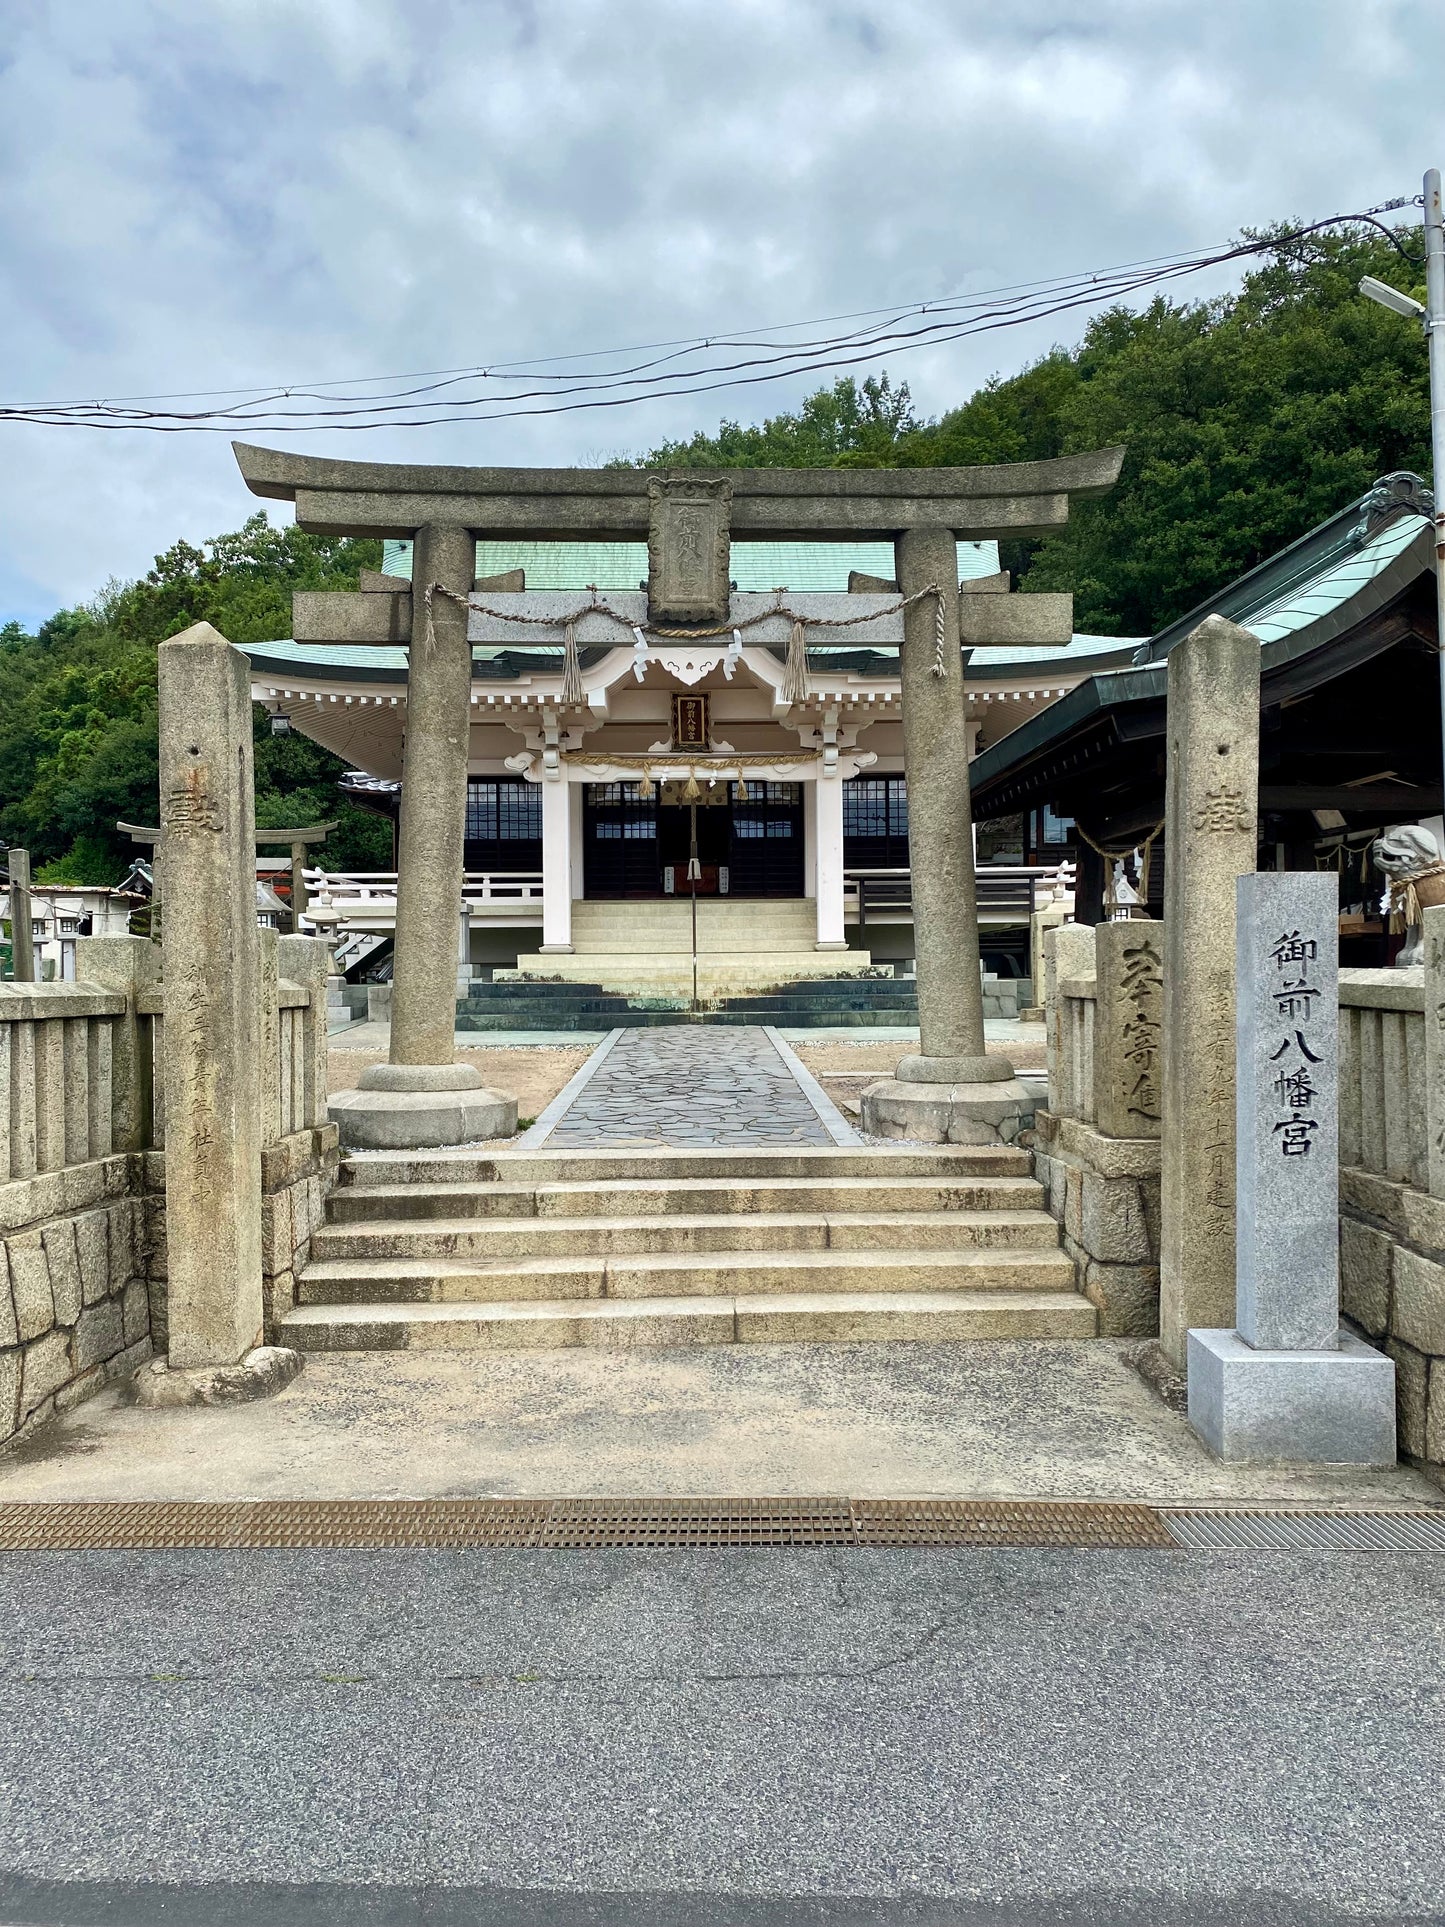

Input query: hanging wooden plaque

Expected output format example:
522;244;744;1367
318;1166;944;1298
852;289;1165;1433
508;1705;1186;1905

672;692;710;749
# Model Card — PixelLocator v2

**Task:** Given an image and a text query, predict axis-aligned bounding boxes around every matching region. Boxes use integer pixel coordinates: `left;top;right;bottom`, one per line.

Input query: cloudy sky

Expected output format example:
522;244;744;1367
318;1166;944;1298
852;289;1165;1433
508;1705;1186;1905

1;0;1439;626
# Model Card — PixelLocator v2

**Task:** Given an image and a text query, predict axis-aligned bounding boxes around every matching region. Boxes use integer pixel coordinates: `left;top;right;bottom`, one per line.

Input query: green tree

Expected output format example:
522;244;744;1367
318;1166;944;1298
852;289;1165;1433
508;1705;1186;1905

634;222;1431;634
0;515;389;879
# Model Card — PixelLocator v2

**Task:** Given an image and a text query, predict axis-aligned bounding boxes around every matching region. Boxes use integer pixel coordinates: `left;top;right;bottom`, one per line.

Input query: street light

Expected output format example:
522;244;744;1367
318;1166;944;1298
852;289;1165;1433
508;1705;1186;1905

1361;168;1445;823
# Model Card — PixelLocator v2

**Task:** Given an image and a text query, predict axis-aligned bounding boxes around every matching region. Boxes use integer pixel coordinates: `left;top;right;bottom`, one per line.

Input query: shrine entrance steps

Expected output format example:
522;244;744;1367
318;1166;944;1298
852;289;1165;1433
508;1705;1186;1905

493;899;874;1000
281;1146;1095;1353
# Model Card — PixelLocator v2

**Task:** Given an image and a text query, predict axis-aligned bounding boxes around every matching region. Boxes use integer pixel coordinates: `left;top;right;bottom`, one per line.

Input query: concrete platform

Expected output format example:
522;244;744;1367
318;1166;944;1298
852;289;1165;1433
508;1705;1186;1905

0;1340;1435;1507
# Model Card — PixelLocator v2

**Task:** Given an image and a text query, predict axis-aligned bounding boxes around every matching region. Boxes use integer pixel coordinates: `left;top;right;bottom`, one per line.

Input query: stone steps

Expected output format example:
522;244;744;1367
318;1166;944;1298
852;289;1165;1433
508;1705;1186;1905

327;1173;1045;1222
282;1286;1095;1350
497;954;875;996
340;1146;1034;1186
289;1143;1093;1354
310;1207;1062;1261
297;1246;1077;1305
457;1002;918;1031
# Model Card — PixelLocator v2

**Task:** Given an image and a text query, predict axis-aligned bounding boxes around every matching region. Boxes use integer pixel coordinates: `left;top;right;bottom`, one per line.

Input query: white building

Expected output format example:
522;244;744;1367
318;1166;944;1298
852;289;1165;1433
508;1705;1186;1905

246;538;1135;995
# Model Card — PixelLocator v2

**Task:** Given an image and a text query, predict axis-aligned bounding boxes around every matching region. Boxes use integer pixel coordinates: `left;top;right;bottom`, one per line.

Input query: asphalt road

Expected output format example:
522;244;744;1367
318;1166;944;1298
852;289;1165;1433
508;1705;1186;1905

0;1545;1442;1926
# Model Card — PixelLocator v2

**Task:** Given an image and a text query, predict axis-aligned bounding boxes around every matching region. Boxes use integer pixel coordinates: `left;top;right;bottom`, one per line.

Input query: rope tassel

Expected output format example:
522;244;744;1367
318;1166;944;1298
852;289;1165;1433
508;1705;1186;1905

560;617;584;706
782;618;811;705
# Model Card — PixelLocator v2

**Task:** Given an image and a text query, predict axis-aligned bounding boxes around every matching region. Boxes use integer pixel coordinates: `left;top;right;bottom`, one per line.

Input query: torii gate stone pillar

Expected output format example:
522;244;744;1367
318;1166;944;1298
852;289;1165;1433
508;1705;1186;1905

233;438;1123;1150
330;521;517;1149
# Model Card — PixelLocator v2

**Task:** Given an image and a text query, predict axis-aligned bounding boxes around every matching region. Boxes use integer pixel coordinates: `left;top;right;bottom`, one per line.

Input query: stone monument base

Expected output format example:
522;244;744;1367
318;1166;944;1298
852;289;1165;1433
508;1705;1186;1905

859;1075;1032;1146
1187;1327;1397;1464
130;1345;303;1409
329;1062;518;1151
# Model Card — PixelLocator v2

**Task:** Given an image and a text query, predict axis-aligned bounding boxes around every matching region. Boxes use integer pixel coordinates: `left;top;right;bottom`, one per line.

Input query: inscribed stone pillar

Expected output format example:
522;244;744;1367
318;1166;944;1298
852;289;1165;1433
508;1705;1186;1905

1094;921;1164;1139
1187;869;1395;1464
391;522;474;1066
1234;872;1338;1350
157;621;263;1368
1160;615;1260;1367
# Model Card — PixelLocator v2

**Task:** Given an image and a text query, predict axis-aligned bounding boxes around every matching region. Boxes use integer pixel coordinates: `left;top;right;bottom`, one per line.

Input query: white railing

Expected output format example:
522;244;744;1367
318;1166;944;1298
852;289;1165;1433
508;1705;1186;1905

304;870;544;913
845;861;1075;925
0;983;127;1179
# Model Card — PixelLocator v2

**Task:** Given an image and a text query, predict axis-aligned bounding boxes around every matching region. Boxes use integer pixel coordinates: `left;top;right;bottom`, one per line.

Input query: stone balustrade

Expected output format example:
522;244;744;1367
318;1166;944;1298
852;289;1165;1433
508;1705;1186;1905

0;932;339;1450
1033;923;1161;1337
1036;913;1445;1473
0;983;128;1179
1338;972;1428;1191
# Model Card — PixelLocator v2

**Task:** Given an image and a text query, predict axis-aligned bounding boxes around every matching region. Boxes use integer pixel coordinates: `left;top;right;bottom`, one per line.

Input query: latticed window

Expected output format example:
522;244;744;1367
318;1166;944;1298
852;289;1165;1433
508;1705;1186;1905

844;776;909;866
467;781;542;840
844;777;908;841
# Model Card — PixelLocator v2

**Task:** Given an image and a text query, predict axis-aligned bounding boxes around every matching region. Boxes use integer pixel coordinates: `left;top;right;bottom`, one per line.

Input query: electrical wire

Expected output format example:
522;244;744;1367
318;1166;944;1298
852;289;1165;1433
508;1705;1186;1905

0;198;1416;434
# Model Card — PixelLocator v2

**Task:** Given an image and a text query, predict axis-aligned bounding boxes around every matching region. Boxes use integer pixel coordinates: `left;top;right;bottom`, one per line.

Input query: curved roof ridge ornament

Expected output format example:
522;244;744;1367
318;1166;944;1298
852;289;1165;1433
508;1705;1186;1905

1350;470;1434;542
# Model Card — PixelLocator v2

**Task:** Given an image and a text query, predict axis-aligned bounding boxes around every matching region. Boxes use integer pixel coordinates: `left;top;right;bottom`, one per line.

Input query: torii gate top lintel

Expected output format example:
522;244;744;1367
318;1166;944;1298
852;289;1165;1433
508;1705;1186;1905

232;440;1125;546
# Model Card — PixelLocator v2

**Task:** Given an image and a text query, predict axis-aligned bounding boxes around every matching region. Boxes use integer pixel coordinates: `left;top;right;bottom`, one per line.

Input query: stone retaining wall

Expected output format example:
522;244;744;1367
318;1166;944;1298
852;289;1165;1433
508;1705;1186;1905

1340;1168;1445;1464
143;1122;340;1351
0;1155;151;1447
1031;1109;1160;1336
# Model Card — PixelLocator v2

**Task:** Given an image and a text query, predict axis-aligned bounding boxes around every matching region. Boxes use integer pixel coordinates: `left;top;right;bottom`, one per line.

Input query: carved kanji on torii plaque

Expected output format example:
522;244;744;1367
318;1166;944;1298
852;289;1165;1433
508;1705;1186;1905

646;475;733;627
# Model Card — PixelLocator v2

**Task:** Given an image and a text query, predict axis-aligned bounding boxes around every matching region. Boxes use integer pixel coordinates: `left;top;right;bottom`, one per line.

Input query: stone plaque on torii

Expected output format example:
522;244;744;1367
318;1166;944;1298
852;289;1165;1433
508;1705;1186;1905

235;439;1123;1148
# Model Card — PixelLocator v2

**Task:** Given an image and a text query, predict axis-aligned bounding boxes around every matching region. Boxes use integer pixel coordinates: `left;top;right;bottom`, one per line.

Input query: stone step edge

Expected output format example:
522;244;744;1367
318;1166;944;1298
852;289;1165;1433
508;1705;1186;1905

282;1286;1094;1331
332;1174;1043;1196
298;1247;1076;1283
312;1208;1060;1245
340;1147;1033;1179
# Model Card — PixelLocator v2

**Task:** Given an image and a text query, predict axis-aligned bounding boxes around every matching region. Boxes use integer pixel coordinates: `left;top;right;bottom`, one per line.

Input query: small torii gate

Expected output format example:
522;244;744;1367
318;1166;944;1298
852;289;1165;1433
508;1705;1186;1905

118;819;338;925
235;441;1123;1146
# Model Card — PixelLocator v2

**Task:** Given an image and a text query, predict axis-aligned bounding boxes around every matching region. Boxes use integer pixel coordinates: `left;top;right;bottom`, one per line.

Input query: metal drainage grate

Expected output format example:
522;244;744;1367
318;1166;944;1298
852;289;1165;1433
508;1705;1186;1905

0;1497;1173;1552
1164;1510;1445;1552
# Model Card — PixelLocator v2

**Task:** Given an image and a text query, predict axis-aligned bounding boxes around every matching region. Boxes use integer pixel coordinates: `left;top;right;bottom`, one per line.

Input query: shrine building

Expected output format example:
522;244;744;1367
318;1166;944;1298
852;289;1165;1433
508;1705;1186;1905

243;530;1135;995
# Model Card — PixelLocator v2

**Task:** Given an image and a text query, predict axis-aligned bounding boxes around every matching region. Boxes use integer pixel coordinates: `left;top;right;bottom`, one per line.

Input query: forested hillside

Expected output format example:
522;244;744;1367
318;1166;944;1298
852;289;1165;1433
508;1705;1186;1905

2;221;1430;884
642;225;1432;636
0;520;391;882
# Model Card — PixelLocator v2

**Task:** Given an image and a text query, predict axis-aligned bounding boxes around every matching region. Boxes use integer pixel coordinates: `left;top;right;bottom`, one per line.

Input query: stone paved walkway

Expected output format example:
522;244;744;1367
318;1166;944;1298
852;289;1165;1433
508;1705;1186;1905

546;1025;834;1147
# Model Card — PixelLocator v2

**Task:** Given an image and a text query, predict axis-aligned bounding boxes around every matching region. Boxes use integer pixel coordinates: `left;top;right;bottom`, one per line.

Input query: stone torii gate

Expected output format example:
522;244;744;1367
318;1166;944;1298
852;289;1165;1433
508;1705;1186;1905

235;441;1123;1147
119;818;339;926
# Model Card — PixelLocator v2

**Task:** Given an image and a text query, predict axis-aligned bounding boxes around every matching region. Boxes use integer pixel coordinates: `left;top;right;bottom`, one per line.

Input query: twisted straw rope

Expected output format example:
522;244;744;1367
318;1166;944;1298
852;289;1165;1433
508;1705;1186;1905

421;580;952;686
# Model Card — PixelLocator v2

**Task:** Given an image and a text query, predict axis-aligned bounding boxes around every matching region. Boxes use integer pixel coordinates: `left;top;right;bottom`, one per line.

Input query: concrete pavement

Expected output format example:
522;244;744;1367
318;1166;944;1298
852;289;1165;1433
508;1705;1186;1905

0;1341;1434;1507
0;1542;1442;1922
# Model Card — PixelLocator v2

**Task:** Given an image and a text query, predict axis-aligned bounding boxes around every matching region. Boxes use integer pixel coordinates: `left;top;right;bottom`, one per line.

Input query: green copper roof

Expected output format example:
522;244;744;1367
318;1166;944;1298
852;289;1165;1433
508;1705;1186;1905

382;536;1001;591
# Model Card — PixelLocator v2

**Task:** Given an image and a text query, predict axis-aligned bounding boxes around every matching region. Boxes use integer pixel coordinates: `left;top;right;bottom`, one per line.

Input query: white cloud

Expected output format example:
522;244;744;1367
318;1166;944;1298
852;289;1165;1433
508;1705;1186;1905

0;0;1438;622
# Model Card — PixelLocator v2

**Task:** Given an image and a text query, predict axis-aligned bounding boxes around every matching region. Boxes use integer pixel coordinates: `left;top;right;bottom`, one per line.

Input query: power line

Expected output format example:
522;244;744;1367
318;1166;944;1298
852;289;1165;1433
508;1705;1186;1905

0;198;1415;434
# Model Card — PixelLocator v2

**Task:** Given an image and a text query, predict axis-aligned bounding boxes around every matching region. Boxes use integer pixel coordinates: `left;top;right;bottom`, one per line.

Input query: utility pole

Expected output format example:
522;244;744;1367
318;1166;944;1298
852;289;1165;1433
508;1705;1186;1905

1361;168;1445;813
